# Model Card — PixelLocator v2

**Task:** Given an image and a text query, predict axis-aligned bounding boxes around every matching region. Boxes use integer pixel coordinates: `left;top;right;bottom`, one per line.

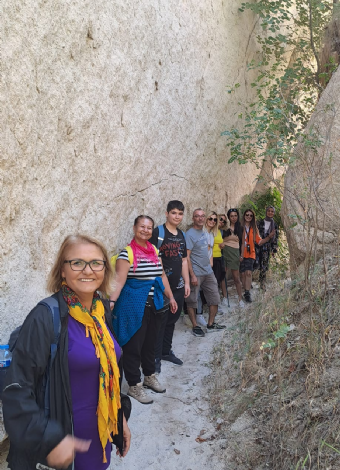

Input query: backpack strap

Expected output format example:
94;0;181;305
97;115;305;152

38;296;61;418
110;246;134;270
157;225;165;249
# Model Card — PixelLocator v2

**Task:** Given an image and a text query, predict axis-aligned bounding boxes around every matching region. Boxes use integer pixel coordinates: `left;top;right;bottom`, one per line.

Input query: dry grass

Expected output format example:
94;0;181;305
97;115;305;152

210;256;340;469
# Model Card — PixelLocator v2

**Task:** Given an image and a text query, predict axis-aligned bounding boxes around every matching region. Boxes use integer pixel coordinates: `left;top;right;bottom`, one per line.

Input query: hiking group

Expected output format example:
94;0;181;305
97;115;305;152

1;201;278;470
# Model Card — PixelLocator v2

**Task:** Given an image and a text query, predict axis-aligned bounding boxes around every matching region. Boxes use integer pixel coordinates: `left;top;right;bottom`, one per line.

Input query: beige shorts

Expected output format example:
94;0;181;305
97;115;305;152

185;272;220;308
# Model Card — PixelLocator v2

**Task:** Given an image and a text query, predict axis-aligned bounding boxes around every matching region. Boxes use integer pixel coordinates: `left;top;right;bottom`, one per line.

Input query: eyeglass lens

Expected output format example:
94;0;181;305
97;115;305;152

65;259;106;271
208;217;217;221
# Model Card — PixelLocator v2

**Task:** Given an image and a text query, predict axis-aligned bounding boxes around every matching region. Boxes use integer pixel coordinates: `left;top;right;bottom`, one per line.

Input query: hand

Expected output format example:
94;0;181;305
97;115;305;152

184;283;190;298
169;298;178;314
116;415;131;458
219;243;225;249
191;275;198;286
240;256;243;262
269;230;275;239
47;436;91;469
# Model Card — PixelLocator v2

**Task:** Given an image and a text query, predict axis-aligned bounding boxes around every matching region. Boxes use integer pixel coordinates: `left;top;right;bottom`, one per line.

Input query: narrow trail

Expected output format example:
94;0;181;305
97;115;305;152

113;300;239;470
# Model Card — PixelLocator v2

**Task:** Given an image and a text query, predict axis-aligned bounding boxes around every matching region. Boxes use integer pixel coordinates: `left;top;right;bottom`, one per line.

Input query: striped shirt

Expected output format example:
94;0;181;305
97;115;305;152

117;249;163;296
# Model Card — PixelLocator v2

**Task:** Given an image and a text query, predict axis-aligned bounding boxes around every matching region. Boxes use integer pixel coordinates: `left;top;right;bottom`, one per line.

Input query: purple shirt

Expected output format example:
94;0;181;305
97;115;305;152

68;316;122;470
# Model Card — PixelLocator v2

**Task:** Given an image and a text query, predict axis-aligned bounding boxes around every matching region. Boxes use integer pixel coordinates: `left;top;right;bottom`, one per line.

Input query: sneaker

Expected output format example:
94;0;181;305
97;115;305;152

192;325;205;337
143;374;166;393
221;297;229;307
155;357;161;374
243;291;252;303
217;305;225;315
162;350;183;366
206;322;226;333
238;299;245;308
196;314;207;327
128;382;153;404
183;314;193;327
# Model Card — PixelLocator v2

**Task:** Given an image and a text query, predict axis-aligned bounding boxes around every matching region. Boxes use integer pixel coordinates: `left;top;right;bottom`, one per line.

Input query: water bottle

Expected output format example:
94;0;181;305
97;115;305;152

0;345;11;400
0;345;12;368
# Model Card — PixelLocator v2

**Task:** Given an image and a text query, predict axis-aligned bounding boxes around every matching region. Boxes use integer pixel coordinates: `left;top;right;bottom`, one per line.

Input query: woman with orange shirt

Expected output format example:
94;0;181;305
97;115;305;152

240;209;275;303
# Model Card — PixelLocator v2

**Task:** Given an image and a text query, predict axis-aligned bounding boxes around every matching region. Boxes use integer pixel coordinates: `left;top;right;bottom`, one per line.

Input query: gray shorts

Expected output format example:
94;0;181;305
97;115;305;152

185;272;220;309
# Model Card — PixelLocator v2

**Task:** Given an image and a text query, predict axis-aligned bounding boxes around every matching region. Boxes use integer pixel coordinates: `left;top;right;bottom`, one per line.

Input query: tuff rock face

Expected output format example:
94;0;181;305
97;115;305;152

282;66;340;271
0;0;263;349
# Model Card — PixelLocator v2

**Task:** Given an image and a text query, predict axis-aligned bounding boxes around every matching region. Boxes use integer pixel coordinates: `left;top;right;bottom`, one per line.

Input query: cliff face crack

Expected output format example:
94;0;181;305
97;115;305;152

112;174;191;199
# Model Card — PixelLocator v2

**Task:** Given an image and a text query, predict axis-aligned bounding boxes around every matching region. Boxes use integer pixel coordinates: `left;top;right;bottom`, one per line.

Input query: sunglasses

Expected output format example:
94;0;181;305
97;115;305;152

245;213;253;218
220;217;226;222
208;217;217;222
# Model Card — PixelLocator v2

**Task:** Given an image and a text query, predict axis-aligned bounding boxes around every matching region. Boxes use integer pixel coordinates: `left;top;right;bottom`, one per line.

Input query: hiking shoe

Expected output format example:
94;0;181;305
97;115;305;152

192;325;205;337
217;305;225;315
143;374;166;393
207;322;226;333
128;382;153;404
238;299;245;308
243;291;252;303
162;350;183;366
221;297;229;307
196;314;207;327
155;357;161;374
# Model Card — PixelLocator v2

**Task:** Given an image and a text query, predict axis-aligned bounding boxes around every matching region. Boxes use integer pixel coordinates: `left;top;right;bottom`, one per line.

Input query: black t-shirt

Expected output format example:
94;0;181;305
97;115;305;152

149;224;187;290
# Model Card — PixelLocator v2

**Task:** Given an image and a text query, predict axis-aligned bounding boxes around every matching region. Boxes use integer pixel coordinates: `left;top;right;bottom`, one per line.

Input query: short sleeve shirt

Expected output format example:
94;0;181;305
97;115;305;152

186;228;213;276
149;225;187;290
117;248;163;296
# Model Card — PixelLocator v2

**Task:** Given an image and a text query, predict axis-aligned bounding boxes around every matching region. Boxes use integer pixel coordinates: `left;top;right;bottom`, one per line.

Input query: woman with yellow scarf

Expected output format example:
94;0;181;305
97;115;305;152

3;234;130;470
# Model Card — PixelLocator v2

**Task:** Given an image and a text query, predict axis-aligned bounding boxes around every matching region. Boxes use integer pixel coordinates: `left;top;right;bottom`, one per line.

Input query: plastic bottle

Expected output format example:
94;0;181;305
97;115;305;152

0;344;12;368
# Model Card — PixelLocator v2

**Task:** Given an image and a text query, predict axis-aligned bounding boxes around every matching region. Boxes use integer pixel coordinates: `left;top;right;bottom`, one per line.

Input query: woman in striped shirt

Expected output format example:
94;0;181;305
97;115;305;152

110;215;177;405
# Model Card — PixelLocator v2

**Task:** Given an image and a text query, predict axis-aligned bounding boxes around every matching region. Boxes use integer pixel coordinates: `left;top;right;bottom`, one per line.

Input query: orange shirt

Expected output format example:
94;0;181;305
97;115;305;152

243;226;261;259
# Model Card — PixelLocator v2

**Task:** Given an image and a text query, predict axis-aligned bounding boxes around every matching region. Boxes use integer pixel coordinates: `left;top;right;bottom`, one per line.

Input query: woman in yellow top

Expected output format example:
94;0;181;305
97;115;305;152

209;213;228;308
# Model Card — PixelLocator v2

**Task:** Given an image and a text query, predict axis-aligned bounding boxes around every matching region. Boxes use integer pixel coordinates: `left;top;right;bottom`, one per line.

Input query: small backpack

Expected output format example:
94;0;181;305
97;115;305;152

110;246;134;270
8;297;61;417
110;244;159;270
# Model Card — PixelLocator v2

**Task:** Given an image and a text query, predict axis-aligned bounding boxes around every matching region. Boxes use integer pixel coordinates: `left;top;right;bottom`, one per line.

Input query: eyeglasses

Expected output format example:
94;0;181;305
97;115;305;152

220;218;226;223
245;213;253;218
208;217;217;222
64;259;106;271
194;215;206;218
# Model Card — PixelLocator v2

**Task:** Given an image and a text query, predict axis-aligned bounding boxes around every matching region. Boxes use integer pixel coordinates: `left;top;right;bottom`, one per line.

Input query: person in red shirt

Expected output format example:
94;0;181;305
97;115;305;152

240;209;275;303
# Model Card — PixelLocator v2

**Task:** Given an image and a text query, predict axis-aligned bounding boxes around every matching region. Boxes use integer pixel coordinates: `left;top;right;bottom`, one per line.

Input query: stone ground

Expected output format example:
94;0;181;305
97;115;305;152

0;289;243;470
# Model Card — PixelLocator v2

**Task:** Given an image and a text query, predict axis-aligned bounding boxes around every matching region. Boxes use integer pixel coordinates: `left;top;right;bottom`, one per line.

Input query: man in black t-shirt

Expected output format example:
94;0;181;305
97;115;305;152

149;200;190;372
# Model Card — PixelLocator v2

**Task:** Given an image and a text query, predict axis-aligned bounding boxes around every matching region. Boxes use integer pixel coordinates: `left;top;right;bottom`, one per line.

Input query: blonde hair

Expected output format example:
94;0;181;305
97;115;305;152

205;211;218;237
47;234;113;296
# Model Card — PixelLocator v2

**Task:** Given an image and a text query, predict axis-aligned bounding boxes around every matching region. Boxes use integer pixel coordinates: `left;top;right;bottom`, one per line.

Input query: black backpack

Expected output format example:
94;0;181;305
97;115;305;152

7;296;61;415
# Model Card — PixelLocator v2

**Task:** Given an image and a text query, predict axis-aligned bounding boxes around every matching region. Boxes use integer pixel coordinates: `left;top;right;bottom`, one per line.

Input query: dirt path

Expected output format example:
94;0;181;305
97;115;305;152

112;304;238;470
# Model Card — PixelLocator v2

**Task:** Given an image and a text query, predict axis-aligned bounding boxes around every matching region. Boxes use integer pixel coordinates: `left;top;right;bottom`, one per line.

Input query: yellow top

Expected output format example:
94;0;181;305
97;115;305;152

213;230;223;258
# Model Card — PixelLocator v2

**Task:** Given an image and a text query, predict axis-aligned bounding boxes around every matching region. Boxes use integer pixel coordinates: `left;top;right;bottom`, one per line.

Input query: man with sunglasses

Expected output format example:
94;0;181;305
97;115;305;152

185;208;226;336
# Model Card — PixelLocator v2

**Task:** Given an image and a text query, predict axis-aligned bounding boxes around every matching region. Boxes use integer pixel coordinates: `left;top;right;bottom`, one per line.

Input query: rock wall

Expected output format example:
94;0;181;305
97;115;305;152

0;0;263;346
282;66;340;271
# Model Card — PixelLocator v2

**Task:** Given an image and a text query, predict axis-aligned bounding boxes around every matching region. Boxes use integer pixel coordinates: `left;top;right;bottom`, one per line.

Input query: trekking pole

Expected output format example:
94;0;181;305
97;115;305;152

224;273;230;308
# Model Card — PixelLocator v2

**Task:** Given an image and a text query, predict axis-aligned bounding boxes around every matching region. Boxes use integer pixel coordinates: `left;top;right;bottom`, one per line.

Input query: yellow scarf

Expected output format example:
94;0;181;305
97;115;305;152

63;283;121;462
